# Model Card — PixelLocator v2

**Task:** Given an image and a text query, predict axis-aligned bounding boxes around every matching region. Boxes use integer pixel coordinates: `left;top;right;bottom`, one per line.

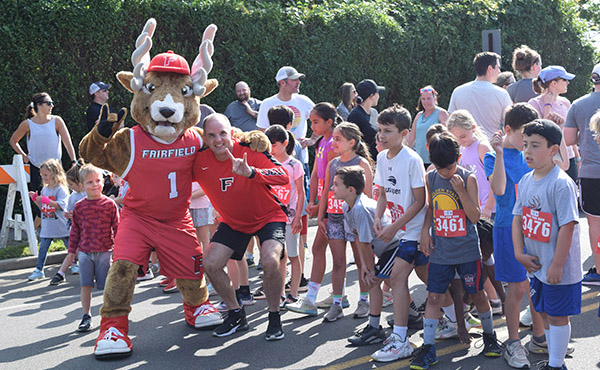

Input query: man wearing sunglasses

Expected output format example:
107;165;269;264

87;82;112;131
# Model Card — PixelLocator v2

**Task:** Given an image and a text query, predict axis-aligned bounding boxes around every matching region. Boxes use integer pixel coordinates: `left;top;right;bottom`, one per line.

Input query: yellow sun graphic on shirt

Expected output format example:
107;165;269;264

431;189;460;210
290;106;301;128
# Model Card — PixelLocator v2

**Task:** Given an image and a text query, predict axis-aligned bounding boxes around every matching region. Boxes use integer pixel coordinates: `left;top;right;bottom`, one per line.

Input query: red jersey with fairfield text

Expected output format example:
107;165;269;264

193;140;289;233
122;126;202;222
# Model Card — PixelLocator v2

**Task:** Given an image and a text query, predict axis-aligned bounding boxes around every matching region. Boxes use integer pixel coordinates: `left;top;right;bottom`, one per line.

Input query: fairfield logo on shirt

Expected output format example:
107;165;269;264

141;146;196;159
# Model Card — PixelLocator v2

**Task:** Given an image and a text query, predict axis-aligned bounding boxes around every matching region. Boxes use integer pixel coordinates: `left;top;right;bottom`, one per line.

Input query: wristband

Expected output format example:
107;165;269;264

40;196;51;205
544;103;552;107
576;157;582;162
71;159;77;165
31;193;38;202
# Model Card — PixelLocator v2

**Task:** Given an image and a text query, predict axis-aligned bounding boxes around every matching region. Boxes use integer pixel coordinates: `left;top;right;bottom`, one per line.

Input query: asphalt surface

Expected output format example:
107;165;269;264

0;214;599;370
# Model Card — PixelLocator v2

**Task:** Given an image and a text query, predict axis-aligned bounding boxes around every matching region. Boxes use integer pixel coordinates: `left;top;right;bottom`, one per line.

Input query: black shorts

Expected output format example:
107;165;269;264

374;244;399;279
211;222;286;261
580;178;600;216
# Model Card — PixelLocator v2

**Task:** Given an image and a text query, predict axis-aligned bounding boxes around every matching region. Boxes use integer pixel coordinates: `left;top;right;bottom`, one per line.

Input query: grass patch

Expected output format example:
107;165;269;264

0;240;66;260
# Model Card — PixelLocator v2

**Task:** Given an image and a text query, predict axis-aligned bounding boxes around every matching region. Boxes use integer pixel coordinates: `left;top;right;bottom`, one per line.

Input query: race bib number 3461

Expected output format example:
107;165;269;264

434;209;466;237
522;207;552;243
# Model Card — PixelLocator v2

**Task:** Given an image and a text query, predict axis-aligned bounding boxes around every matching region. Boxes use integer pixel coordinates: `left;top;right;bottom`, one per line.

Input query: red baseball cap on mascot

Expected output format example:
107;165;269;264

148;50;190;75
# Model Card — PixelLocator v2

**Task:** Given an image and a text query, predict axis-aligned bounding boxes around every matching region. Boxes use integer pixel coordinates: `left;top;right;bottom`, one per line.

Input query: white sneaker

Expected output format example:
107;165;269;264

435;317;458;339
137;269;154;281
503;340;530;369
316;293;350;308
520;306;532;327
353;300;369;318
323;303;344;322
382;292;393;307
371;333;414;362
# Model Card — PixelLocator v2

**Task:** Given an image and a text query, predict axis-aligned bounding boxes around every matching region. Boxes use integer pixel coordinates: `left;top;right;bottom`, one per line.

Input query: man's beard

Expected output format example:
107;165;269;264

237;94;249;102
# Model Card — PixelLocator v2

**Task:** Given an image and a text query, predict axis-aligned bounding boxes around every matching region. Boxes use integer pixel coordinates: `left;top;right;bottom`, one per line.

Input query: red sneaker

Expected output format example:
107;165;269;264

159;277;171;287
163;280;178;293
183;300;224;328
94;316;132;358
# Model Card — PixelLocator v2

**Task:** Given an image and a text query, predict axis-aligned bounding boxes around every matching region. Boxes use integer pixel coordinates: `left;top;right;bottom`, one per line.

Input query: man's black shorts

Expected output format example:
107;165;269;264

211;222;286;260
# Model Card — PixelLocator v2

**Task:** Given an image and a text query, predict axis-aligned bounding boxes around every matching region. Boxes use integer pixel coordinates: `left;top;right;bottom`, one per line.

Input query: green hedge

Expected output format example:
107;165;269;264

0;0;595;169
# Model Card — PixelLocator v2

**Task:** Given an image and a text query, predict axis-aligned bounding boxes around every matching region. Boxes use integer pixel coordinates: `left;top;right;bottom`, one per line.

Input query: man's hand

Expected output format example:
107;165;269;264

226;149;253;177
97;104;127;138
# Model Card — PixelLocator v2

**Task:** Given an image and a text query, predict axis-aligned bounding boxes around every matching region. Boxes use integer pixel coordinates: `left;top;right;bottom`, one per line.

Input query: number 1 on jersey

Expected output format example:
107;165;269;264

168;172;178;199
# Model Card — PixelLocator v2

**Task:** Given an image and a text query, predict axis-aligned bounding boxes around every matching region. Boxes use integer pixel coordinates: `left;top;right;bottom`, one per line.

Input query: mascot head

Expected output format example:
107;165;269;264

117;18;218;143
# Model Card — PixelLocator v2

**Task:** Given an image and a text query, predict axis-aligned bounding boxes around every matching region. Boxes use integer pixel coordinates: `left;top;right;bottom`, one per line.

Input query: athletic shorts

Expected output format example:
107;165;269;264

394;240;428;266
113;208;204;280
285;223;300;258
326;213;355;241
190;205;214;227
580;178;600;216
530;276;581;317
375;244;399;279
493;226;527;283
211;221;286;261
427;260;485;294
78;251;111;289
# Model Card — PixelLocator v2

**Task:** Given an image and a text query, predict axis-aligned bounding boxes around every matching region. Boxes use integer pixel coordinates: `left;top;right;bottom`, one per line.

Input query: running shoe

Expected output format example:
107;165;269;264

503;340;530;369
435;317;458;339
316;293;350;308
410;344;438;369
286;297;318;316
137;268;154;281
49;273;64;286
246;255;255;267
582;267;600;286
254;287;266;300
536;361;568;370
520;306;533;327
78;314;92;332
482;331;502;357
158;277;170;287
28;269;44;281
372;333;414;362
465;312;482;329
353;300;369;319
323;303;344;322
490;300;503;316
265;313;284;341
71;263;80;275
348;324;385;346
163;280;178;293
238;291;256;306
382;292;393;307
526;338;575;355
213;308;249;337
216;301;229;312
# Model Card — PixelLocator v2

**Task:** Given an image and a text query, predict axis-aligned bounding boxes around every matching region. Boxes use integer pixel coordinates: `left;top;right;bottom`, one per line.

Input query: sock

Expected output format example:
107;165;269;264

359;292;369;302
369;314;380;328
342;278;346;296
239;285;250;295
548;323;570;368
533;333;546;344
478;309;493;334
490;298;501;305
57;271;65;277
306;281;320;304
409;301;419;316
333;294;343;306
268;310;280;324
545;328;551;352
393;325;408;342
423;318;438;345
442;304;457;322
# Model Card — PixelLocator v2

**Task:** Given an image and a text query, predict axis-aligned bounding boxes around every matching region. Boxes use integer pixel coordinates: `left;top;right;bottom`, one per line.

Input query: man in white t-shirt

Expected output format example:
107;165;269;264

448;52;513;139
256;66;315;164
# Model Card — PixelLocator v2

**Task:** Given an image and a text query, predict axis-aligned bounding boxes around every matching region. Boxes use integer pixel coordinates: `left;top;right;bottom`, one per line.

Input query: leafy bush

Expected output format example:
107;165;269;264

0;0;594;169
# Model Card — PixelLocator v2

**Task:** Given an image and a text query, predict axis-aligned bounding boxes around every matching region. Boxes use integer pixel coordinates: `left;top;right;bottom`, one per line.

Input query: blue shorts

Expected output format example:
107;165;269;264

394;240;428;266
427;260;485;294
78;251;112;289
530;276;581;317
493;226;527;283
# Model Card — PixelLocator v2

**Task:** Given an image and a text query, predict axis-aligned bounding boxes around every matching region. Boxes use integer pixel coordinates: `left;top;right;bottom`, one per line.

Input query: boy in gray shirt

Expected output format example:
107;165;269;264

513;119;581;370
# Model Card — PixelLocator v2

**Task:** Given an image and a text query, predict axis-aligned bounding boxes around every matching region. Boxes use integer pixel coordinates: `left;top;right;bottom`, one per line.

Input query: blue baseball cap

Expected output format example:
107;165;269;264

538;65;575;84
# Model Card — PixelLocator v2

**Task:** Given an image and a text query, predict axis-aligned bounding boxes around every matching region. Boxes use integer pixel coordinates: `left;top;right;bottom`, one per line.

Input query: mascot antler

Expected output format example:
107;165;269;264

191;24;218;97
130;18;156;92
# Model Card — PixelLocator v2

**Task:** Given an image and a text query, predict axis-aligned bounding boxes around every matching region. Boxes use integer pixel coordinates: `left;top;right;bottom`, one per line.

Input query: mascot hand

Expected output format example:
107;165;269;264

238;130;270;153
97;104;127;138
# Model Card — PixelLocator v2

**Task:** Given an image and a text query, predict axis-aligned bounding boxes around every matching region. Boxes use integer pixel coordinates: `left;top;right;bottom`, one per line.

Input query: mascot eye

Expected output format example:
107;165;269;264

181;85;192;97
144;83;156;93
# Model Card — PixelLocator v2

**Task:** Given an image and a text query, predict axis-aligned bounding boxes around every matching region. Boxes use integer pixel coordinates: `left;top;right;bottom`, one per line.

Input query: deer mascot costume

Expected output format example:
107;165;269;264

80;18;267;358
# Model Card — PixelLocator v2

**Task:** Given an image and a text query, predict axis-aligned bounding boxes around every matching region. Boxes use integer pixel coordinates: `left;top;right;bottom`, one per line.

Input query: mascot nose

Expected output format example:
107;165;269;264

159;107;176;118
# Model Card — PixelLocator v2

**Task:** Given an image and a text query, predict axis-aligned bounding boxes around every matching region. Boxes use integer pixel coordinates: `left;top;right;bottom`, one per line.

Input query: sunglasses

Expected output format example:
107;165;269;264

420;87;436;94
42;101;54;106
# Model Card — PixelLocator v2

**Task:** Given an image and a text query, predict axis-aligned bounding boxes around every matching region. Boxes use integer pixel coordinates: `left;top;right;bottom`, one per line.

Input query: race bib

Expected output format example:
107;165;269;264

373;184;380;201
434;209;467;237
41;196;57;219
522;207;552;243
327;190;344;214
317;179;324;199
271;183;291;205
387;202;406;231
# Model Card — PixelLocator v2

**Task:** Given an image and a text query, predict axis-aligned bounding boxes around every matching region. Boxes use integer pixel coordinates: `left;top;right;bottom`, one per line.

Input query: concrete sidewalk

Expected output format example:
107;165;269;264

0;250;67;272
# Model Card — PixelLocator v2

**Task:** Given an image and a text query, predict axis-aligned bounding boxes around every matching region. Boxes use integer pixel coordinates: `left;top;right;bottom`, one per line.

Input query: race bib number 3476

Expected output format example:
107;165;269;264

522;207;552;243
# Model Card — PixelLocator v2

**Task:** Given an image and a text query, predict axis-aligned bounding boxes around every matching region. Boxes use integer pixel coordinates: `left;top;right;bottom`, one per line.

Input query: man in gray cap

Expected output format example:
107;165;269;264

256;66;315;154
86;81;112;131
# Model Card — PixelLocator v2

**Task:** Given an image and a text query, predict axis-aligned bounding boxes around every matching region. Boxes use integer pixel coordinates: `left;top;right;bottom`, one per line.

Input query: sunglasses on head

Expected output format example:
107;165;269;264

42;101;54;106
420;87;436;94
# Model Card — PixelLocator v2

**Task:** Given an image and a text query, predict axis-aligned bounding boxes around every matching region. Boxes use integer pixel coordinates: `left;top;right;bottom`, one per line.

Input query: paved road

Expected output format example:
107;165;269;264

0;214;598;370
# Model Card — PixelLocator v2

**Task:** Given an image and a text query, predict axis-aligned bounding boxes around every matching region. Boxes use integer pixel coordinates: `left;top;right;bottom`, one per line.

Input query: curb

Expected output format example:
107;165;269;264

0;251;67;272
